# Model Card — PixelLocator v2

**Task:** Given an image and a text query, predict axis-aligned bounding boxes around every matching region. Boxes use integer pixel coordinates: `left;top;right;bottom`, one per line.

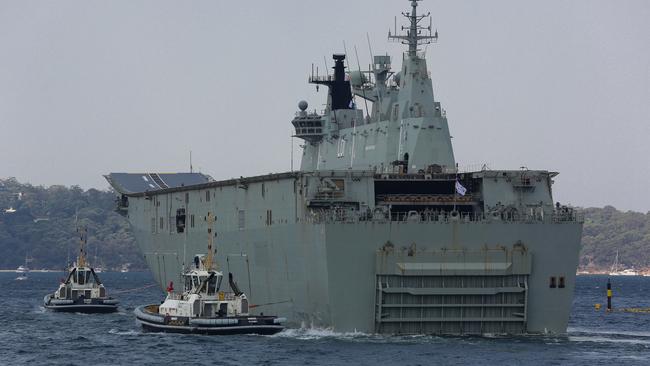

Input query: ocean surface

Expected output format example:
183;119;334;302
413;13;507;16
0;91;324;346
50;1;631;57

3;272;650;366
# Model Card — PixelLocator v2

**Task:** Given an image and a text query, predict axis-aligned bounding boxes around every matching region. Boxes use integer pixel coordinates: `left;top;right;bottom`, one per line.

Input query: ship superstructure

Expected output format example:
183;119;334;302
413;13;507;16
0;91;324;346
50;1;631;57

107;0;583;335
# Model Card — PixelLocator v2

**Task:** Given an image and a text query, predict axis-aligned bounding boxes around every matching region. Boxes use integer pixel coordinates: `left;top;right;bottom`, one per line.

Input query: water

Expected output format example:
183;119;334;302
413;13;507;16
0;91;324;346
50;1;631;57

3;272;650;365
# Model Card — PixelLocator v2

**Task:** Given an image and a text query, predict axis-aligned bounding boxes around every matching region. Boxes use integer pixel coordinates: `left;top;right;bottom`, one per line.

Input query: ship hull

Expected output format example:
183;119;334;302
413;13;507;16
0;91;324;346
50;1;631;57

43;295;119;313
133;219;582;335
135;305;284;335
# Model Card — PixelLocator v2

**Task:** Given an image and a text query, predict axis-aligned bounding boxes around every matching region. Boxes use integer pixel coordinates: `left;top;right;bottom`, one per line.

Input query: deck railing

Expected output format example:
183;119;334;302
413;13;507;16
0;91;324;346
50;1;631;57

306;208;583;225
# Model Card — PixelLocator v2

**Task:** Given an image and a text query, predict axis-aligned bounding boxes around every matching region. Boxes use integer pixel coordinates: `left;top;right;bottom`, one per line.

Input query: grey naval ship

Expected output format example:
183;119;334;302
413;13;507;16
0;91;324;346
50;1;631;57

106;1;583;335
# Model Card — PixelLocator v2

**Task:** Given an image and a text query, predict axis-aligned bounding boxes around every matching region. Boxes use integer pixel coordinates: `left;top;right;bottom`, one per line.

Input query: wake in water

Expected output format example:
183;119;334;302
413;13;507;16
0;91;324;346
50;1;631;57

108;328;140;336
568;327;650;346
270;323;447;344
272;325;370;341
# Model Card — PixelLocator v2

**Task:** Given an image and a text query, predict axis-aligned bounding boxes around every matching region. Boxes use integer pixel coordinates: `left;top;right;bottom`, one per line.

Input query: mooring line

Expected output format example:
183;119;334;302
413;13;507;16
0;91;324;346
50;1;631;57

112;283;159;294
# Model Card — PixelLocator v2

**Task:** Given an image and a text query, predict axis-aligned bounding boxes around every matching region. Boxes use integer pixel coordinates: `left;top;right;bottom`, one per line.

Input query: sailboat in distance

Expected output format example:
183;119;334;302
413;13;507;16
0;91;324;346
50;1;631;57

609;250;638;276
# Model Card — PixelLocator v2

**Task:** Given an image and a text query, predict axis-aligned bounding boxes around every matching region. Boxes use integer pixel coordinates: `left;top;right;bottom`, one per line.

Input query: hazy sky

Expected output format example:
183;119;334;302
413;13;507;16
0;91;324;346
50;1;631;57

0;1;648;212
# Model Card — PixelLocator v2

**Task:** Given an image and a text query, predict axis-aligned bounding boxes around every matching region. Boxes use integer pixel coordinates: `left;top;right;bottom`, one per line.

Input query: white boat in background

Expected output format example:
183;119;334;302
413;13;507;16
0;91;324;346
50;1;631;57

16;255;32;279
16;265;29;274
609;250;639;276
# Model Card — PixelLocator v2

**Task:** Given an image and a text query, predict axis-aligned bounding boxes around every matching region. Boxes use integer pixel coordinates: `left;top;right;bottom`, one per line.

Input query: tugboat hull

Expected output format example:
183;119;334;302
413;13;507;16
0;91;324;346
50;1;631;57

43;295;118;313
135;305;284;335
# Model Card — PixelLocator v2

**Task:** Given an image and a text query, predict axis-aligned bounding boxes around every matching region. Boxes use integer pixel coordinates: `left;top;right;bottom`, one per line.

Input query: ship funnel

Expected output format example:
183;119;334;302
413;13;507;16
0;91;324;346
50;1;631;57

309;54;353;111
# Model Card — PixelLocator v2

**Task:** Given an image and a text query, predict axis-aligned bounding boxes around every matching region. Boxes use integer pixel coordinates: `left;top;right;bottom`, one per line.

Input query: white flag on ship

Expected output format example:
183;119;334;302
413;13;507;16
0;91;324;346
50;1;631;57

455;180;467;196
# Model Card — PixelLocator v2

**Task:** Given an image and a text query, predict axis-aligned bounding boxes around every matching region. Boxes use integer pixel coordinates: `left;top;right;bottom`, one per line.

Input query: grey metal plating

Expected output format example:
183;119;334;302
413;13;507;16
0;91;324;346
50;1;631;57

107;0;582;335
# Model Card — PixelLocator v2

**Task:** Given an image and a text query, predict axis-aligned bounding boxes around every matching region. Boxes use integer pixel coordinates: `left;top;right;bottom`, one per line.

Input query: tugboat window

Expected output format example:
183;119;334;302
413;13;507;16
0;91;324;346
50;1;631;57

192;276;199;289
185;276;191;291
207;277;217;295
78;270;85;285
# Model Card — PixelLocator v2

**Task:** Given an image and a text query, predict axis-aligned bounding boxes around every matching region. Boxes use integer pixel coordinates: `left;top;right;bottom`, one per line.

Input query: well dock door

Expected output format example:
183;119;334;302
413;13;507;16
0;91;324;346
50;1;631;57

374;246;531;335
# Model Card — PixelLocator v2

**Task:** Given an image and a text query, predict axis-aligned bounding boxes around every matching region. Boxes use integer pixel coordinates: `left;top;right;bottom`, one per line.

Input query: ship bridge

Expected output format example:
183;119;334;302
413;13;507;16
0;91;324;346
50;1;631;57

294;0;455;174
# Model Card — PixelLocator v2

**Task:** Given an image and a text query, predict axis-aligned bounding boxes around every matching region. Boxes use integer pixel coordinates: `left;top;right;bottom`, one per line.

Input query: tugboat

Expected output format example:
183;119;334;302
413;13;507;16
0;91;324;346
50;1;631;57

135;213;285;335
43;227;119;313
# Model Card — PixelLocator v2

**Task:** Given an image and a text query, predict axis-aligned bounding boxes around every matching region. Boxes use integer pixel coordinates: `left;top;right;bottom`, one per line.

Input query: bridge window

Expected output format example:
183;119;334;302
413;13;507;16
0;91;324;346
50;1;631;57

207;277;217;295
205;190;210;202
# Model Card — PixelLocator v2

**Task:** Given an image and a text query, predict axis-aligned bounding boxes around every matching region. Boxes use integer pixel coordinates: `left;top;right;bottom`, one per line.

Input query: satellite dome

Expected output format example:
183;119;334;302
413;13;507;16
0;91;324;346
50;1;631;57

298;100;308;111
349;71;368;88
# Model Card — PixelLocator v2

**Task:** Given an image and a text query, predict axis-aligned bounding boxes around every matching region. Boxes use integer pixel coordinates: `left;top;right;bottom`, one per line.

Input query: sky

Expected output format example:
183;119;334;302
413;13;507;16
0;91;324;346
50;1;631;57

0;0;648;212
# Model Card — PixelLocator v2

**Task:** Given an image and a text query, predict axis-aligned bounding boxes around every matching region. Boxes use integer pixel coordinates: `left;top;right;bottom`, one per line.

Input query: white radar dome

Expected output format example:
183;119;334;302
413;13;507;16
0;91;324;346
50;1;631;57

349;71;368;87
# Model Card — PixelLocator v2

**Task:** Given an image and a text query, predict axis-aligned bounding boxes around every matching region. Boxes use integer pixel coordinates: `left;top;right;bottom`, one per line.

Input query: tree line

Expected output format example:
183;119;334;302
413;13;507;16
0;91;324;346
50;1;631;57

1;177;648;271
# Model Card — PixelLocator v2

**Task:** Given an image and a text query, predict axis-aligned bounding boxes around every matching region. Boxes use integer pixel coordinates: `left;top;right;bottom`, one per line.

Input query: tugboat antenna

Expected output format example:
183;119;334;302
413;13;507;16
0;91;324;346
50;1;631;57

77;226;87;268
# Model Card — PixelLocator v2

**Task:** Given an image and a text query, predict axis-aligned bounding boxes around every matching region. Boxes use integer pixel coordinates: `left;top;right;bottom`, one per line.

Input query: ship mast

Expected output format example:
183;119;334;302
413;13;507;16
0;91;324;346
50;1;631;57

77;226;87;267
388;0;438;57
205;212;215;270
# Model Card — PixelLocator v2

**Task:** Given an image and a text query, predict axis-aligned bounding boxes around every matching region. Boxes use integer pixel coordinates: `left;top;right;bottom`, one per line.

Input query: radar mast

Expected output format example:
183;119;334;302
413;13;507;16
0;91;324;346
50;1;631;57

388;0;438;57
77;226;87;267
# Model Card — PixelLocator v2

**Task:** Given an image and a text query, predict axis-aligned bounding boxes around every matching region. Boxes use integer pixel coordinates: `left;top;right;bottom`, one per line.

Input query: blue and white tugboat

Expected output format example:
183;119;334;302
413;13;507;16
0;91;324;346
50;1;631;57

135;213;285;335
43;227;119;313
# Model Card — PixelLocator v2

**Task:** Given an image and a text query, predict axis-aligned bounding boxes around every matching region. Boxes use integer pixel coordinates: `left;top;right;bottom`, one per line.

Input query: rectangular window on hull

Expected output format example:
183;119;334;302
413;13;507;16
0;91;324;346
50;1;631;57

205;191;210;202
191;214;195;228
238;210;245;230
559;276;565;288
266;210;273;226
549;276;557;288
175;208;186;233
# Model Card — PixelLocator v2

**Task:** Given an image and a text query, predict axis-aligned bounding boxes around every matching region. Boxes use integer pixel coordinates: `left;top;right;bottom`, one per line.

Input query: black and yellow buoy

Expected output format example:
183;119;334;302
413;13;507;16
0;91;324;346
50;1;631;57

607;278;613;312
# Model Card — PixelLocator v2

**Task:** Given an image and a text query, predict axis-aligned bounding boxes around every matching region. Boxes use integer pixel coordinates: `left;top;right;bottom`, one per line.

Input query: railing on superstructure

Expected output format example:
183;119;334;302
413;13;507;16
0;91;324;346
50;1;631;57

306;207;584;225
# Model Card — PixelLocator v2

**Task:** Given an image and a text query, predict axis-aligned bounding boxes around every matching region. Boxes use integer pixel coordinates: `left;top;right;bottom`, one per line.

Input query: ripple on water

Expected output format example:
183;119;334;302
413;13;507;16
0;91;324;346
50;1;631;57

4;272;650;365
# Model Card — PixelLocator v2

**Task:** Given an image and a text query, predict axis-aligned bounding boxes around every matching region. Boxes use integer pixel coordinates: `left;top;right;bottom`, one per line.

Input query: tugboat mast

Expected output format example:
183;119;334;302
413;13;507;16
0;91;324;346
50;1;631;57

388;0;438;57
77;226;87;267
